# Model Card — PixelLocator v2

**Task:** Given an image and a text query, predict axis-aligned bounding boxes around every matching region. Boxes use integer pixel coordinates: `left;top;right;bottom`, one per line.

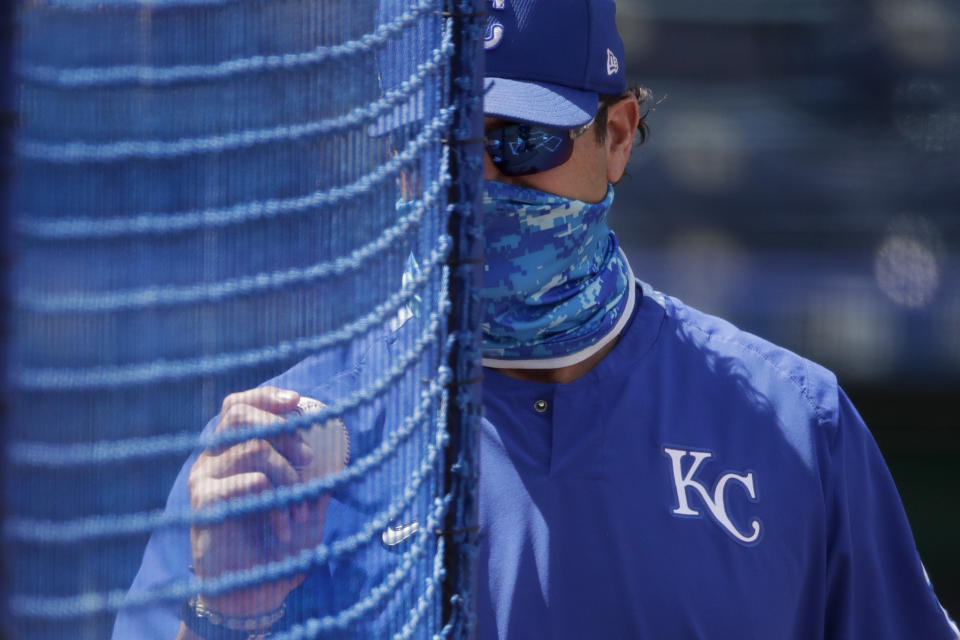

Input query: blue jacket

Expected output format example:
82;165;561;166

114;283;958;639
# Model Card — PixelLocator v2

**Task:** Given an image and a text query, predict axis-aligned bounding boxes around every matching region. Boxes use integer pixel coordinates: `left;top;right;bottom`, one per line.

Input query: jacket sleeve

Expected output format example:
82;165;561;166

108;345;355;640
823;388;958;639
110;320;414;639
109;447;197;640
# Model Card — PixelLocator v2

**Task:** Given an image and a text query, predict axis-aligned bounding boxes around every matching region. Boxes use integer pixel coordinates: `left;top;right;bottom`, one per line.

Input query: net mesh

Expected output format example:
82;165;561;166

5;0;480;638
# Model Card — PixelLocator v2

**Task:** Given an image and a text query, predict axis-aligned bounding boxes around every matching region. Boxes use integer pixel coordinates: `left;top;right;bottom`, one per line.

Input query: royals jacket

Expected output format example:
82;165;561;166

114;282;958;639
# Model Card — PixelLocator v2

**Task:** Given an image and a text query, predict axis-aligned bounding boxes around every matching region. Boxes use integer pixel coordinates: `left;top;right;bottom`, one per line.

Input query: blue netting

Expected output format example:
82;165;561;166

5;1;482;638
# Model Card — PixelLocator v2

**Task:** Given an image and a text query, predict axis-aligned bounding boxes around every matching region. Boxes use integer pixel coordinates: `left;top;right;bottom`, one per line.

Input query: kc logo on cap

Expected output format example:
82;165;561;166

485;0;506;50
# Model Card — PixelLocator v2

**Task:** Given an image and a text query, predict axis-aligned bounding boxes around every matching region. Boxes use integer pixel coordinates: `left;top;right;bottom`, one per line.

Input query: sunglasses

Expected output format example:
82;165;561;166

484;115;596;176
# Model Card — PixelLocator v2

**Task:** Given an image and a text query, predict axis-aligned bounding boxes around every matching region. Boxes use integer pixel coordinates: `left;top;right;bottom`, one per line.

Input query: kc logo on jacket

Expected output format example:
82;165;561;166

663;447;762;545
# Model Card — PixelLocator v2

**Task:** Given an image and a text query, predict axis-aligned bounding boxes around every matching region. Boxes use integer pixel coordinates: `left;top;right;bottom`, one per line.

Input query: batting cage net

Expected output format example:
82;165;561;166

5;1;483;638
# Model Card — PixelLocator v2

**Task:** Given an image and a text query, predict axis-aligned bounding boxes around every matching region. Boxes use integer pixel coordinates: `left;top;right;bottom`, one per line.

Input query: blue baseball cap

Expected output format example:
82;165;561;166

484;0;627;128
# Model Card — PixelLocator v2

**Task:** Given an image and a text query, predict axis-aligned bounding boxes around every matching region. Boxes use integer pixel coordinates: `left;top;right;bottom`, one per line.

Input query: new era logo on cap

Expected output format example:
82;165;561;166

606;48;619;76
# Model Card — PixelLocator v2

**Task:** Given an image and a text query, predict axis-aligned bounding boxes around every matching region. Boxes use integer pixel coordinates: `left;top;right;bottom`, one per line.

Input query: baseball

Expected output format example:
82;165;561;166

290;396;350;482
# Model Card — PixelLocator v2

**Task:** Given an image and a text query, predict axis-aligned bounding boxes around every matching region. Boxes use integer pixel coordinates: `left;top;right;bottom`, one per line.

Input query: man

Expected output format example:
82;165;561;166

115;0;959;638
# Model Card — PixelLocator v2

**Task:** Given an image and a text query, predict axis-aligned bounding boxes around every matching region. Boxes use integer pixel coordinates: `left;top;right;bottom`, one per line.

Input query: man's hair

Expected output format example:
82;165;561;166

594;85;653;146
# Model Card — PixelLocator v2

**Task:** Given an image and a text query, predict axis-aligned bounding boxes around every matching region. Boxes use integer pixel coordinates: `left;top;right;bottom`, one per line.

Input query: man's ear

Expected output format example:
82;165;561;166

604;97;640;184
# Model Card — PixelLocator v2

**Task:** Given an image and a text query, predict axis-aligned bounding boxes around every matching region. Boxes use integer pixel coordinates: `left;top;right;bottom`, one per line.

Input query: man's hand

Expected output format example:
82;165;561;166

187;386;332;617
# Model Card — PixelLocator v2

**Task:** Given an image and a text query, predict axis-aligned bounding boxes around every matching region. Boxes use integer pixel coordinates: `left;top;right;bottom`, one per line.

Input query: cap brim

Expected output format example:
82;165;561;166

484;77;597;128
368;76;598;137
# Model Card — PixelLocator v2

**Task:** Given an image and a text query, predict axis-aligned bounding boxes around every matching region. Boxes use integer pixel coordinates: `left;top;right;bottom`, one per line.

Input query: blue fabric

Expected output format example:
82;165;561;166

480;180;631;363
115;283;958;639
477;283;957;639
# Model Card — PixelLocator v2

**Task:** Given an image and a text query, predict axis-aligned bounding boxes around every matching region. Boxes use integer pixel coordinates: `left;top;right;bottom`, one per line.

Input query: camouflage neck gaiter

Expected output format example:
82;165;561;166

480;180;635;369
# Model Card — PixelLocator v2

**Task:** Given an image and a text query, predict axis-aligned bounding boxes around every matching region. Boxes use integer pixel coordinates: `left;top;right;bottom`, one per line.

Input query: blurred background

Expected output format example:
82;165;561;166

612;0;959;616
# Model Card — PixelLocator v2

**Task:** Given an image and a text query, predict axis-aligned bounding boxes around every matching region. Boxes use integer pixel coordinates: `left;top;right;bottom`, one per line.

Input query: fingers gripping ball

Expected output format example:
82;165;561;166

187;391;352;617
259;397;350;555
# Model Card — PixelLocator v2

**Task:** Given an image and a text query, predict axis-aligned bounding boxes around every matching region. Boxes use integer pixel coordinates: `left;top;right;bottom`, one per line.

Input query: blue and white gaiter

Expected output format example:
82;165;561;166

481;180;635;368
